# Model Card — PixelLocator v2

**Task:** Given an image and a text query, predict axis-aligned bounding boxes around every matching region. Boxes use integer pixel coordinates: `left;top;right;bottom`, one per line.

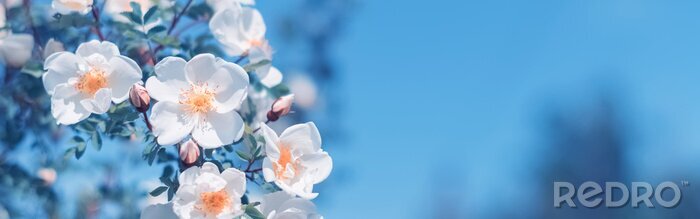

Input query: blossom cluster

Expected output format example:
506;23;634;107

1;0;332;217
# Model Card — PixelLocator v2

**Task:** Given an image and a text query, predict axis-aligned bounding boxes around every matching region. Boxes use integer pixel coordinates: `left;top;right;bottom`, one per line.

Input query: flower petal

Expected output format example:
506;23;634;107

279;122;322;153
259;123;280;160
76;40;119;60
108;55;142;103
50;84;91;125
261;191;294;216
146;57;190;102
79;88;111;114
209;9;248;55
140;203;177;219
150;101;194;145
221;168;246;196
213;62;248;113
200;162;220;175
262;158;276;182
43;52;84;95
192;110;244;148
240;7;266;42
299;152;332;184
185;54;249;113
259;66;282;88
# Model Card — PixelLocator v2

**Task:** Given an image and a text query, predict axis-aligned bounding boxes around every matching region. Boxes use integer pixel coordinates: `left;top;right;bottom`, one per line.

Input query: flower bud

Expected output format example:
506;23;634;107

179;139;200;166
130;84;151;113
267;94;294;122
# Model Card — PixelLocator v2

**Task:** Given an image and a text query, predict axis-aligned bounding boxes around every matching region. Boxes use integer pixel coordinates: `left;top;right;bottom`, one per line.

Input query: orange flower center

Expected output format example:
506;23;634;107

75;67;108;96
180;83;215;114
273;143;298;180
198;189;230;216
249;39;263;47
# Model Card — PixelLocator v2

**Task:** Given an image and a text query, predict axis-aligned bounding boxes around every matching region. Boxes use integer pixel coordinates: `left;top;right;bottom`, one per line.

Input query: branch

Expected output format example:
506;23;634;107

91;6;106;41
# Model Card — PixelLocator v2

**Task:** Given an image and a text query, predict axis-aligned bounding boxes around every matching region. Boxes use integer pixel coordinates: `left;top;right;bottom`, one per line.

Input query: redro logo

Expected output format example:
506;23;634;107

554;181;682;208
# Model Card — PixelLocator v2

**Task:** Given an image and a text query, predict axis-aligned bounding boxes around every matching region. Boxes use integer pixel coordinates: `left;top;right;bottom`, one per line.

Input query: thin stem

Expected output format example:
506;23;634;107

167;0;194;35
234;52;249;64
91;6;106;41
141;111;152;131
152;0;194;54
22;0;41;45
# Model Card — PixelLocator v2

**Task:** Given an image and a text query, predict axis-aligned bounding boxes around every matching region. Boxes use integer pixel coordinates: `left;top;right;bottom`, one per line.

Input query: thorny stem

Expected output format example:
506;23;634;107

91;6;106;41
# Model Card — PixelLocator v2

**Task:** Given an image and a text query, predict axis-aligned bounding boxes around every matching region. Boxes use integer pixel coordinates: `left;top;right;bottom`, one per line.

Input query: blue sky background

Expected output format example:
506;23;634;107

257;0;700;218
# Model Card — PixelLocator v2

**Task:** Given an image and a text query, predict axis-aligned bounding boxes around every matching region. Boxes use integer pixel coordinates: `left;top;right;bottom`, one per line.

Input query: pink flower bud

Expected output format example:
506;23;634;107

130;84;150;113
267;94;294;122
179;139;200;166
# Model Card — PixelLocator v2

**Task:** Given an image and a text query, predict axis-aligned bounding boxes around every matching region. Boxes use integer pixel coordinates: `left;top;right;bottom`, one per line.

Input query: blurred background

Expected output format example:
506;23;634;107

4;0;700;218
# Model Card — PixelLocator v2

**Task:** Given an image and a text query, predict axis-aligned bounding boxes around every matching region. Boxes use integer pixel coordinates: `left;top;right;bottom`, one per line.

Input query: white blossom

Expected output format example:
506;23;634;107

260;191;323;219
260;122;332;199
209;7;266;56
145;54;248;148
42;40;142;125
172;162;247;218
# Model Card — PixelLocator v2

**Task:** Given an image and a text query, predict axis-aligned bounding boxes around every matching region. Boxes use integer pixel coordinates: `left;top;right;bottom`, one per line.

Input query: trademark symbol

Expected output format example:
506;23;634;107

681;180;690;187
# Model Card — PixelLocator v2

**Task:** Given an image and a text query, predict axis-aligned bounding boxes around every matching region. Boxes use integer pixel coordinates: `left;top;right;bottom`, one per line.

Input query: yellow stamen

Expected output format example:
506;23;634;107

75;67;108;96
273;143;298;180
249;39;263;47
198;189;230;216
179;83;216;114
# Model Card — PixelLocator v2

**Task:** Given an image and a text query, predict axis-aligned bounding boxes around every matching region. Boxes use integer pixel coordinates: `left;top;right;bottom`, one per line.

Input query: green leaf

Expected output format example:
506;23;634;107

90;132;102;151
236;150;251;161
143;6;158;23
244;204;265;219
20;62;43;78
243;60;271;72
129;2;143;18
120;11;142;24
63;147;76;160
147;25;166;37
161;165;174;179
149;186;168;196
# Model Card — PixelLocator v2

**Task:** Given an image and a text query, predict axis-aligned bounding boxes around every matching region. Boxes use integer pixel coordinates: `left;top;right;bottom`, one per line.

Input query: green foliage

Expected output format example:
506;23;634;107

244;203;266;219
52;13;95;28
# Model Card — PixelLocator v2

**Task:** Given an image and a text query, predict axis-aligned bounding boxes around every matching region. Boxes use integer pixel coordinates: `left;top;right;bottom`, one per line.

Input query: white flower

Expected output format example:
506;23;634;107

260;122;332;199
43;38;65;60
145;54;248;148
248;43;282;87
0;5;34;67
173;162;247;218
206;0;254;12
51;0;93;15
42;40;142;125
260;191;323;219
210;7;266;56
141;203;177;219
